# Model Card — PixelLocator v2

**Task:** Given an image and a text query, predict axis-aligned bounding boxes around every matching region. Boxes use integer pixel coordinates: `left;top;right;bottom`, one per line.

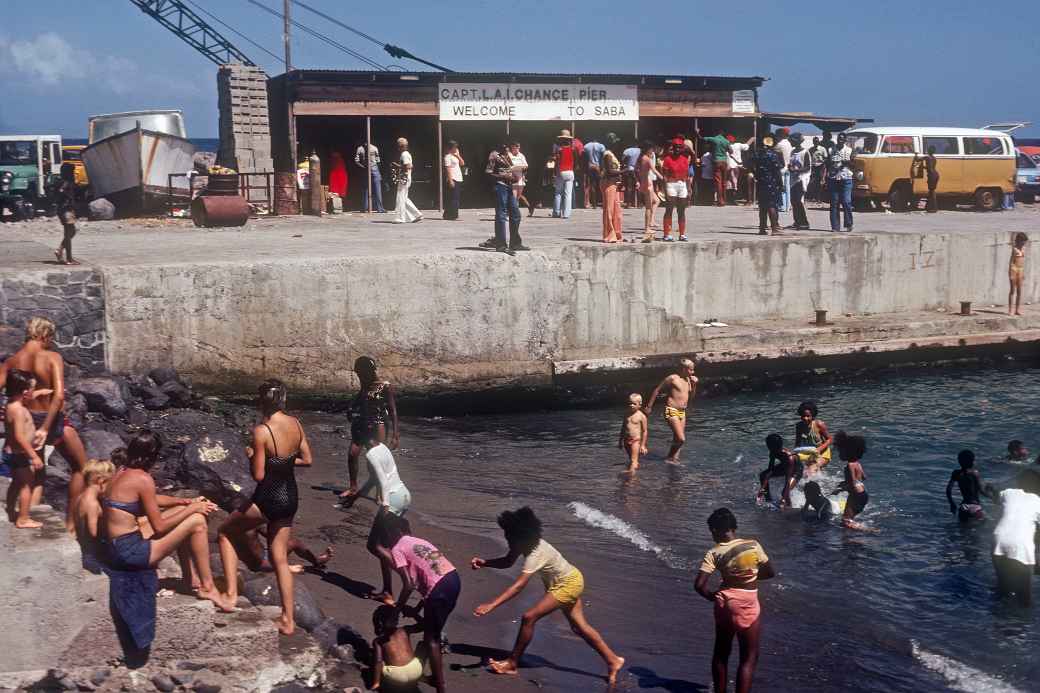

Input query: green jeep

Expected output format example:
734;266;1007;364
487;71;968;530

0;135;62;221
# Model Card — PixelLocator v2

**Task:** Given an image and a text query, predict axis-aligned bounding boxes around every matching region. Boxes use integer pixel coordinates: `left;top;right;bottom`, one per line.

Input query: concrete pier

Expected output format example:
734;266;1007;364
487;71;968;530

1;205;1037;393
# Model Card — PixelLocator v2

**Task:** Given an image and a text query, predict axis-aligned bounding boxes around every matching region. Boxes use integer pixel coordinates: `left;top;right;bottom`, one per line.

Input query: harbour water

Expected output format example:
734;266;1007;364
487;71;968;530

304;365;1040;692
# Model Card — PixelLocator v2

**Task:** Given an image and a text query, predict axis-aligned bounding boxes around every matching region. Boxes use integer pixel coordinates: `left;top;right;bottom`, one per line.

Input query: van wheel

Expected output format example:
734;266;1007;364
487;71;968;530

974;188;1000;211
887;183;912;212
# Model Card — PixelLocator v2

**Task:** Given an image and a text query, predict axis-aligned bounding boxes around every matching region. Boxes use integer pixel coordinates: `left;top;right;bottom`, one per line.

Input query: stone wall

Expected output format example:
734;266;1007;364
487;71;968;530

0;269;106;371
99;230;1034;393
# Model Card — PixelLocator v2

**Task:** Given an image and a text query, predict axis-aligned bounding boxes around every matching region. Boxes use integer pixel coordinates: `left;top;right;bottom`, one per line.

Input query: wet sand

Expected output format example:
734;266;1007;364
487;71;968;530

287;415;703;693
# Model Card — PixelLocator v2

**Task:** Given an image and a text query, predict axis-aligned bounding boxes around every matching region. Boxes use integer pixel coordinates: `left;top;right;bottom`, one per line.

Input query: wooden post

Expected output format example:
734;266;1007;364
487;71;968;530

283;0;296;172
365;115;372;213
437;120;444;212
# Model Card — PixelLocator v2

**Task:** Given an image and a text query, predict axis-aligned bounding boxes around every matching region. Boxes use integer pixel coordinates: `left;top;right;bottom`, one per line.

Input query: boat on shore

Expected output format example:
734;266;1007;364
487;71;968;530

82;110;196;214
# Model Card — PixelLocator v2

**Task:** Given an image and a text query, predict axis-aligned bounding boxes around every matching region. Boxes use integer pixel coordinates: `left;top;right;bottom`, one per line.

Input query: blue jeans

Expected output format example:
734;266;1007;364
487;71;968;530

829;178;854;231
362;170;384;212
553;170;574;218
494;182;522;247
780;169;791;211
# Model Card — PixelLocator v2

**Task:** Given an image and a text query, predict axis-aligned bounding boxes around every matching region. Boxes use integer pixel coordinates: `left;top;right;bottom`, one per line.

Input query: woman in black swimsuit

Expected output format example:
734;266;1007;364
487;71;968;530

217;380;313;635
340;356;399;499
102;430;232;611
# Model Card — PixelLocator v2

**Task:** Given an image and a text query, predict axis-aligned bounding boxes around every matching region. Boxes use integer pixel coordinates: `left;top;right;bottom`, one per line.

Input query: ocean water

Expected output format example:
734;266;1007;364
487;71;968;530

371;366;1040;692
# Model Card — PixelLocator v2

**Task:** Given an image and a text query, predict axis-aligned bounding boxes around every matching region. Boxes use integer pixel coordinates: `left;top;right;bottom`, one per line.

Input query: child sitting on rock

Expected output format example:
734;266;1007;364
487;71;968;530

371;604;423;691
72;458;116;572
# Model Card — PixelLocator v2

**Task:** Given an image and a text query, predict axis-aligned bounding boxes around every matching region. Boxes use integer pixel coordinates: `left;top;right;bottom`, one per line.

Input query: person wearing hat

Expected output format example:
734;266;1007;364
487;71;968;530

787;132;811;230
660;137;691;241
391;137;423;224
552;130;577;219
751;134;783;235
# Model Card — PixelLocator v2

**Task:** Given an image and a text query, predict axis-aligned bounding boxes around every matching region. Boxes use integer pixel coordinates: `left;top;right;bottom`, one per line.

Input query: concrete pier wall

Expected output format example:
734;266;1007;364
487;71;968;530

101;230;1035;392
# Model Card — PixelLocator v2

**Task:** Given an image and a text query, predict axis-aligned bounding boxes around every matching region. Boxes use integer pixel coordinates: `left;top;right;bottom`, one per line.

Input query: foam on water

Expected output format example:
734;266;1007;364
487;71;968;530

911;640;1024;693
568;501;688;570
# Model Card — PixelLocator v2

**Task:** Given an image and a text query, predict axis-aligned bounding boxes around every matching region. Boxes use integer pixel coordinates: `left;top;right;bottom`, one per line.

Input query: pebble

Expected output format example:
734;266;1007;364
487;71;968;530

151;674;176;692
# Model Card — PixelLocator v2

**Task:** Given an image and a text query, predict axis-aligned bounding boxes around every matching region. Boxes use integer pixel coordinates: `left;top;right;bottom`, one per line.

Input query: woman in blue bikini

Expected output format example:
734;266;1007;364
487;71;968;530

102;430;233;611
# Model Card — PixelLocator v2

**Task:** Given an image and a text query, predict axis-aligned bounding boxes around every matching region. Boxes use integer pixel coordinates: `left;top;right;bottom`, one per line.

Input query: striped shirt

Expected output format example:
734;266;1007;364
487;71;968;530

699;539;769;587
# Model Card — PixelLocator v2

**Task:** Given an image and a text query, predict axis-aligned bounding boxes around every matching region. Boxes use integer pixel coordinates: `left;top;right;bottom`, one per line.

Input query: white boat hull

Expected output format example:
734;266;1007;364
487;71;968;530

83;128;195;210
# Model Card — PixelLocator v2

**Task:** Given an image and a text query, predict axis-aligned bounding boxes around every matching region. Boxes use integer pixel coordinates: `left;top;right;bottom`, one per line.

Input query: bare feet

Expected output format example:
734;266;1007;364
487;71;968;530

338;486;358;499
15;518;43;529
607;656;625;685
54;249;63;263
488;659;518;676
197;587;236;612
369;591;396;607
1015;311;1023;316
664;458;681;466
314;546;333;567
289;564;305;574
276;614;295;636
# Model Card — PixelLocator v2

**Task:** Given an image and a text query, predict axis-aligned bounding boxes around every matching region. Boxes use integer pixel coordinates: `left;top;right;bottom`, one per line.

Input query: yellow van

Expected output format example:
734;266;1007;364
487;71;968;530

845;127;1016;211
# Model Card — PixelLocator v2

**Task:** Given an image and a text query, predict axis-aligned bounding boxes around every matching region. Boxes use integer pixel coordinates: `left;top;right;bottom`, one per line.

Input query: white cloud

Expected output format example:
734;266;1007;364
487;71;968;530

0;32;198;97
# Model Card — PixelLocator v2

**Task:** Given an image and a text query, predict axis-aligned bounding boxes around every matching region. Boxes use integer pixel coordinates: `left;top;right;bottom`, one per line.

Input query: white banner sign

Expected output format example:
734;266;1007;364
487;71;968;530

438;82;639;121
732;90;756;114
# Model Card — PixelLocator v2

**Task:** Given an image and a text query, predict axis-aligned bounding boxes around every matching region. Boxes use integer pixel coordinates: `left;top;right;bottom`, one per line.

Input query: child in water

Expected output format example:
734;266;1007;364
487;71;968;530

801;481;834;521
71;458;116;572
833;432;871;530
946;449;993;521
618;393;648;474
370;604;423;691
3;369;47;528
757;433;802;507
1007;440;1029;462
1009;232;1027;316
794;401;832;473
471;507;625;684
694;507;775;693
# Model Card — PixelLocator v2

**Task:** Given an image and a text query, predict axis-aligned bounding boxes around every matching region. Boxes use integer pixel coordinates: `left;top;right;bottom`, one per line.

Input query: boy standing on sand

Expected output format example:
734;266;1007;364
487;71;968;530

618;394;648;474
644;358;698;464
1009;232;1027;316
3;369;46;528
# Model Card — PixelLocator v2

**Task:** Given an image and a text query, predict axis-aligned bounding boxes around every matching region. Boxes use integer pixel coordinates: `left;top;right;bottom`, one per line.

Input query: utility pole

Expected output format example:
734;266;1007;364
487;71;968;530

284;0;297;170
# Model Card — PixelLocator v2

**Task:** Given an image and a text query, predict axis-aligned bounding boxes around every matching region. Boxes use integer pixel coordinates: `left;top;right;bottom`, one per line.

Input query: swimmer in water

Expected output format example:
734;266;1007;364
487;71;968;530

1009;232;1027;316
1007;440;1029;462
694;508;775;693
801;481;834;521
644;357;698;464
946;450;993;521
757;433;802;508
618;393;648;474
833;432;872;531
794;401;832;473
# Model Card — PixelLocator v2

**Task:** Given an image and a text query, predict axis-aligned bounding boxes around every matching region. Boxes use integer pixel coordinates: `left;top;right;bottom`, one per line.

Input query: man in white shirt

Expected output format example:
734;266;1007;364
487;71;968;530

775;129;794;212
727;138;751;204
392;137;422;224
354;142;384;212
442;140;464;220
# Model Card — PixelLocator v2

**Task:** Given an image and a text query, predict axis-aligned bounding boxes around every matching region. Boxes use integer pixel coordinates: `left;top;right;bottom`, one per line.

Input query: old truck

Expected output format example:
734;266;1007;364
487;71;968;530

0;135;63;220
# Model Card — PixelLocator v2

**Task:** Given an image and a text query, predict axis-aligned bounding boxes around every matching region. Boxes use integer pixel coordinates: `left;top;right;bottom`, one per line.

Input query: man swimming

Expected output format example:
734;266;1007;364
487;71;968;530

946;449;993;521
1007;440;1029;462
801;481;834;521
644;357;698;464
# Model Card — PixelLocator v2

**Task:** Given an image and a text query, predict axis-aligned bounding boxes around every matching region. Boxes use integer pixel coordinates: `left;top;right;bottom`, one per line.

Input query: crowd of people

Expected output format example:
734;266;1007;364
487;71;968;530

6;321;1040;693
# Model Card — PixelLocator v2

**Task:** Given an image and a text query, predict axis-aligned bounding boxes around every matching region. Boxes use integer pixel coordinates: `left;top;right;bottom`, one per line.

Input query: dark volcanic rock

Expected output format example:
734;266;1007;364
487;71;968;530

242;574;324;631
173;430;255;509
148;367;180;387
160;379;192;407
78;428;126;460
72;377;129;418
87;198;115;221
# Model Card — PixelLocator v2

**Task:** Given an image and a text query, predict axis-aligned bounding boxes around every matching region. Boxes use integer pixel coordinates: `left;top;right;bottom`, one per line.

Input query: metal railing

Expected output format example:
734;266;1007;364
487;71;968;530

167;171;279;217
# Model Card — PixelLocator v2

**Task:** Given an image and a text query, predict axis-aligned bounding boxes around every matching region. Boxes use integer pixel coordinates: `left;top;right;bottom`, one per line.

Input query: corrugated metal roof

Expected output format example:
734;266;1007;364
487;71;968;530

273;69;766;89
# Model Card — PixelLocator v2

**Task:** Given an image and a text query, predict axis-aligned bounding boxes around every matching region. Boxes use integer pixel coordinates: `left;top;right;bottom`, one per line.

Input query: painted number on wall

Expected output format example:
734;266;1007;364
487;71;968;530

909;251;936;270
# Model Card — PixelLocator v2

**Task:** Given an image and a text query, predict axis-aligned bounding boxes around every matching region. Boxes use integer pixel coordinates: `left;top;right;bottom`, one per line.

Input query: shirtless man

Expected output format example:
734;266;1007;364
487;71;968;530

0;317;89;530
644;357;698;464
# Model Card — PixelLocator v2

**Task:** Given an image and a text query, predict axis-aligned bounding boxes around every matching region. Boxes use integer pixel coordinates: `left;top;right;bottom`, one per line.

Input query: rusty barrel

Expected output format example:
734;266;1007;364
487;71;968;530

191;195;250;227
205;173;239;196
273;172;299;215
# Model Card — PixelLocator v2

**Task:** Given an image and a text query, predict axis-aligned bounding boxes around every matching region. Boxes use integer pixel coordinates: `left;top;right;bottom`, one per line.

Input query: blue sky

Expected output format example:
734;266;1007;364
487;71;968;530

1;0;1038;138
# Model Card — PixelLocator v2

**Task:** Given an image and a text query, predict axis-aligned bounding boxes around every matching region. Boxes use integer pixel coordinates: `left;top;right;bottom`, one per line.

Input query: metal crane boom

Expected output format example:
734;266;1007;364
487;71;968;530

128;0;255;66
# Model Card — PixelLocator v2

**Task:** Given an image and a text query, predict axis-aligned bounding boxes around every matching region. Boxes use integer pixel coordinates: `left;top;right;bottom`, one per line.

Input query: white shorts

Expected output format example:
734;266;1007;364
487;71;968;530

665;181;688;199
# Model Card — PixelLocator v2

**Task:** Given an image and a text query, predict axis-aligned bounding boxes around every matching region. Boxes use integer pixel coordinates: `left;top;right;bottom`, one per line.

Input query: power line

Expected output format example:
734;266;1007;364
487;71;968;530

182;0;282;66
242;0;387;71
289;0;383;48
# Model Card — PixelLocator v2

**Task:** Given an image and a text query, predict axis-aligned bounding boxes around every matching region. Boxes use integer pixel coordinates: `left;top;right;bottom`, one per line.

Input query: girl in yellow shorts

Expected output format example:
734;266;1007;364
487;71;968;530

471;507;625;685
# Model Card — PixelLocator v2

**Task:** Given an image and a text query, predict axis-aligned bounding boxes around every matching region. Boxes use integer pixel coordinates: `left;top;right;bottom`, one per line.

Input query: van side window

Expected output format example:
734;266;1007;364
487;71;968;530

923;137;959;155
963;137;1004;156
881;136;915;154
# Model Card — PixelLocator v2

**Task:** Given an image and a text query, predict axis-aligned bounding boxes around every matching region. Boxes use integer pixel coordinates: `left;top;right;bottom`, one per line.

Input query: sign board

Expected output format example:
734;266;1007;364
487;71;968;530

439;83;638;121
732;90;756;114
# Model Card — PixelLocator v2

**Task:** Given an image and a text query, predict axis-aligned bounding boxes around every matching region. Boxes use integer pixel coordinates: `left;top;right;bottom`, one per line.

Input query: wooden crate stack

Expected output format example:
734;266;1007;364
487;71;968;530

217;64;273;202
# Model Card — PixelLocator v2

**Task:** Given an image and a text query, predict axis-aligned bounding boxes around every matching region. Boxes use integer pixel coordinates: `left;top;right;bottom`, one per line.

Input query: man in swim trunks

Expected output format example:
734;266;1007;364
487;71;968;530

695;507;775;693
946;449;993;521
644;357;698;464
0;317;88;530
